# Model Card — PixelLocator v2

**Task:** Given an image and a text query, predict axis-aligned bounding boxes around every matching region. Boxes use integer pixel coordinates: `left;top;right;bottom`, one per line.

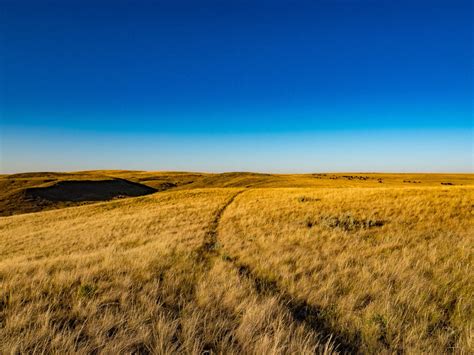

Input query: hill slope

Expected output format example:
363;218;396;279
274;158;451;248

1;171;472;216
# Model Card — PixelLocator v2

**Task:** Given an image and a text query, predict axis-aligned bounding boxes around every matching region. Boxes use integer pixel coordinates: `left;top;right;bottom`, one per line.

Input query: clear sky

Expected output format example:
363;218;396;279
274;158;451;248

1;0;472;173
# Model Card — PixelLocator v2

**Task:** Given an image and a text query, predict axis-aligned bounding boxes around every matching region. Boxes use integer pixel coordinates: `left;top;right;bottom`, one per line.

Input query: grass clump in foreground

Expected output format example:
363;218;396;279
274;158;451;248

0;174;473;353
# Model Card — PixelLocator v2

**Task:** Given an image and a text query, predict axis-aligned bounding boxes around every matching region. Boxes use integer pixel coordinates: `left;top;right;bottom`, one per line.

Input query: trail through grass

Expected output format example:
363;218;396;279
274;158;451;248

1;180;473;353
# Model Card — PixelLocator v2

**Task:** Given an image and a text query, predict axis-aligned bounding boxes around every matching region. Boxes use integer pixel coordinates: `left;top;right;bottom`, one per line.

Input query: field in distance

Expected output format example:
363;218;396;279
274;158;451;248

0;171;473;353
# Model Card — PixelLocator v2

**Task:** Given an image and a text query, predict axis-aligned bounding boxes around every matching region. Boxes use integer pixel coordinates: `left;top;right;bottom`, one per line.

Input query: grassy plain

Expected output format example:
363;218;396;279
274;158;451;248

0;171;473;353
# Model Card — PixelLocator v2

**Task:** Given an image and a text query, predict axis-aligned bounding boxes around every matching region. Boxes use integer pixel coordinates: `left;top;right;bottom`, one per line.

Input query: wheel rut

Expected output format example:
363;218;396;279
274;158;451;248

195;189;246;264
194;188;359;354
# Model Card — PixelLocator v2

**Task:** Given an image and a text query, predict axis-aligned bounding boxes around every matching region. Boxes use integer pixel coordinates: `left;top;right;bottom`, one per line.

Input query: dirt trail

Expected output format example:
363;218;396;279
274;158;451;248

195;189;247;265
204;188;360;354
171;189;247;353
191;189;361;352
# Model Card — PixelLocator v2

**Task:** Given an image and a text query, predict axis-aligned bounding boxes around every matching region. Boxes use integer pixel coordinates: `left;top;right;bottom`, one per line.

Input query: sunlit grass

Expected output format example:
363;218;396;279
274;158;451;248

1;174;473;353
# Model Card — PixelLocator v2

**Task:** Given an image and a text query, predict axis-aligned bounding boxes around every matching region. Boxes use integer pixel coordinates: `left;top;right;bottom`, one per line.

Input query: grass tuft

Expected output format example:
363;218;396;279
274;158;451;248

77;284;97;298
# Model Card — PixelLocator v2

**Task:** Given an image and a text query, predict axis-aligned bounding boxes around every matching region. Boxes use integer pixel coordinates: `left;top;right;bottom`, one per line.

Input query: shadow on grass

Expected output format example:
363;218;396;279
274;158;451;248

226;258;361;354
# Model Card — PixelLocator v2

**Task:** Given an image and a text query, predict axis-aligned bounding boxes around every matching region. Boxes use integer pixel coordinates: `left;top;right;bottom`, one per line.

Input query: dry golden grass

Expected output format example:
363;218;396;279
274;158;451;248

0;172;473;354
220;186;474;353
0;189;334;354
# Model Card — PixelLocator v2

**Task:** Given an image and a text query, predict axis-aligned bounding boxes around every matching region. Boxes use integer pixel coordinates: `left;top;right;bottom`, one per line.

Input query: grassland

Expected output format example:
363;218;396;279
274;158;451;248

0;171;473;353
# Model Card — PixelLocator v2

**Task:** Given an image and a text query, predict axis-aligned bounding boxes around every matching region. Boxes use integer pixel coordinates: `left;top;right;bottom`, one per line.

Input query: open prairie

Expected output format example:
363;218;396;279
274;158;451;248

0;172;473;354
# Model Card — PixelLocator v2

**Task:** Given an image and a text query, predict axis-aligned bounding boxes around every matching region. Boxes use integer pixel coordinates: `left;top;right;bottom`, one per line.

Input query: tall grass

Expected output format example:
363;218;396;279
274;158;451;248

220;187;474;353
0;189;333;353
1;184;473;353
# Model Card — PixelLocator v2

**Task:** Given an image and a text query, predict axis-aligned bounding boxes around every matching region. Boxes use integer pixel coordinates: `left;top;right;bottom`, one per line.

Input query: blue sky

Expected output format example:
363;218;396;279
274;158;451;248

1;0;472;172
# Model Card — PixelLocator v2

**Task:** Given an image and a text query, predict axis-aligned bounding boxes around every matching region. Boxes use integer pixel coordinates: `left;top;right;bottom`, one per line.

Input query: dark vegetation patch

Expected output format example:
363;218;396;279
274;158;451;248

317;174;384;183
25;179;156;202
403;180;421;184
307;214;385;231
329;175;371;181
77;283;97;298
341;175;371;181
298;196;321;203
